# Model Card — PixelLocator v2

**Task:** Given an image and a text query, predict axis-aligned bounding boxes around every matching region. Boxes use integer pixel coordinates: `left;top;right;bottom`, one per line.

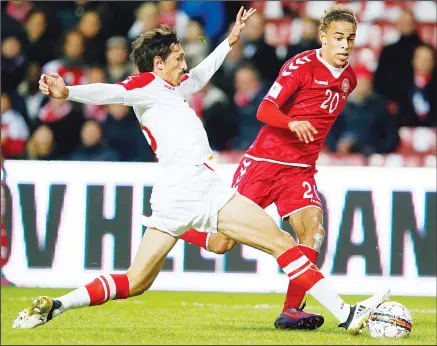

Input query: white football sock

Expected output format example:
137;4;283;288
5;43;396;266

54;287;91;316
307;278;351;323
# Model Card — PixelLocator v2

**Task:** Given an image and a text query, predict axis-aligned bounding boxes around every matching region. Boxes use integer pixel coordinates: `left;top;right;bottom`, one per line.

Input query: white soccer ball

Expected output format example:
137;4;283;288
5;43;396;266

367;301;413;338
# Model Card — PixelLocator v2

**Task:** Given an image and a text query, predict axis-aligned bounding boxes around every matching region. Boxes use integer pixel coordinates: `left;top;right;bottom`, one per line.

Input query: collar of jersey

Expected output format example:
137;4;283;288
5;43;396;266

150;72;177;87
163;78;177;87
315;49;349;79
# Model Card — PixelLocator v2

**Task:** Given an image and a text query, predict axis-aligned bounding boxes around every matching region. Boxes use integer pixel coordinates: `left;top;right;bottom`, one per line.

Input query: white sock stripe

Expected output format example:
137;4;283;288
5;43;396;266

288;262;312;281
103;274;117;300
282;256;310;275
97;277;108;302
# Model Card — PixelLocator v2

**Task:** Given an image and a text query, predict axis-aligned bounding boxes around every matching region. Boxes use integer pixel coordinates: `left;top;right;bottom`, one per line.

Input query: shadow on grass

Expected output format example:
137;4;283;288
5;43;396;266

219;324;326;333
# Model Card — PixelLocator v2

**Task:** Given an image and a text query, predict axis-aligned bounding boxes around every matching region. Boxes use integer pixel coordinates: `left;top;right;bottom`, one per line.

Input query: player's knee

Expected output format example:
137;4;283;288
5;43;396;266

280;229;294;242
208;238;236;254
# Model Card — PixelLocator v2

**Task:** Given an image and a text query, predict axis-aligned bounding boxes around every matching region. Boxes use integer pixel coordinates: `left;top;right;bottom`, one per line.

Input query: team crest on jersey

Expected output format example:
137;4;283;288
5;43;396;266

341;78;350;99
342;78;349;93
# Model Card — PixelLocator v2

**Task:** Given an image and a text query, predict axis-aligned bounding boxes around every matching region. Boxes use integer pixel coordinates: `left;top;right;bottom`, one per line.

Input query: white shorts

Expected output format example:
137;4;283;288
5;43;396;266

142;164;237;237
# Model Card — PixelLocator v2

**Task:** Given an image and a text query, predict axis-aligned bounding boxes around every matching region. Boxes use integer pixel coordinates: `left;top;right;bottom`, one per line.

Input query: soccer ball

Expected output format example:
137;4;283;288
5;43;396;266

367;301;413;338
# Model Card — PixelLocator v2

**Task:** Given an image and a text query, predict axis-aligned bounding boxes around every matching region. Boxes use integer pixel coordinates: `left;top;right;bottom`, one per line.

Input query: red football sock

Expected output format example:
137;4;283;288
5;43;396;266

54;274;130;314
85;274;130;306
282;245;318;311
277;247;351;323
277;246;324;293
180;228;209;250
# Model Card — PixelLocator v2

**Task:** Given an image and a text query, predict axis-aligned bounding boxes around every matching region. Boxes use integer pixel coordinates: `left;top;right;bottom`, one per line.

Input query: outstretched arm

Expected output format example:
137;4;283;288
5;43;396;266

39;73;127;105
67;84;127;105
179;7;256;96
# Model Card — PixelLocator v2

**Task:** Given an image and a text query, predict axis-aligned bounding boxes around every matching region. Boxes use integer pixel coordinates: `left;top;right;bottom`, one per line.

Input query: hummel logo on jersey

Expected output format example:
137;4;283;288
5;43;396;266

314;79;328;85
282;56;311;76
242;159;252;168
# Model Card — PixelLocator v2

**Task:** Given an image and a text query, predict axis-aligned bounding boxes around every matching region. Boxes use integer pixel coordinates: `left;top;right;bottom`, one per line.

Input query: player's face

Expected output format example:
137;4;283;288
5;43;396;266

320;21;356;68
162;43;188;86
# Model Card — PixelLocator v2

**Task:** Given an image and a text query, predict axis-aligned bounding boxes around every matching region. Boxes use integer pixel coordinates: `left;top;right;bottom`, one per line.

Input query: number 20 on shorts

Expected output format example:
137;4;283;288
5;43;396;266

302;181;320;200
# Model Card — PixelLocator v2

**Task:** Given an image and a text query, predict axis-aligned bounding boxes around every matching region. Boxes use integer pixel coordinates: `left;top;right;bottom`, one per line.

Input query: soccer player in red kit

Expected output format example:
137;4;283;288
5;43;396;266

180;5;358;330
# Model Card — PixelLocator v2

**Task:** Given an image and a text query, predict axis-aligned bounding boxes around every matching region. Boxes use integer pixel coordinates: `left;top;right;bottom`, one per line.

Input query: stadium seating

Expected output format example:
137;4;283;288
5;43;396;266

261;1;436;71
215;127;437;167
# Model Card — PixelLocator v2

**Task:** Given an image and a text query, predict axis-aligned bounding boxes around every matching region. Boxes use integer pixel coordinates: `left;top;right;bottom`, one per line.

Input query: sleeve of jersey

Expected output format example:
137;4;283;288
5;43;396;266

256;101;290;129
66;83;127;105
179;38;232;96
257;67;301;129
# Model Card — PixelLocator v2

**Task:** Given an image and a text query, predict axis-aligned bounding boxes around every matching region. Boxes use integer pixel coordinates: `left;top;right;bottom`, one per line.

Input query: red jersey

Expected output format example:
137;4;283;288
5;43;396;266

246;49;357;166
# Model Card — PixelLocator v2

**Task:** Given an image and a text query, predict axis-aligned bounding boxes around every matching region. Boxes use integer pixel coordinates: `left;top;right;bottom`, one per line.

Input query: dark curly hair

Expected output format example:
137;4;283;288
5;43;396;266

130;25;180;72
320;5;357;32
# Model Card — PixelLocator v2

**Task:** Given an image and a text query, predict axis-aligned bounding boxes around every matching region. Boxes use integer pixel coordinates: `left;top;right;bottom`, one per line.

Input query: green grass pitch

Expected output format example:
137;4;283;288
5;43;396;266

1;287;436;345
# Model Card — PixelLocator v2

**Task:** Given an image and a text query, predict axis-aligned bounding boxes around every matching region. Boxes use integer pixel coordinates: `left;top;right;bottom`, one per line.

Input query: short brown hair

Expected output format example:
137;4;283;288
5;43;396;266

130;25;180;73
320;5;357;32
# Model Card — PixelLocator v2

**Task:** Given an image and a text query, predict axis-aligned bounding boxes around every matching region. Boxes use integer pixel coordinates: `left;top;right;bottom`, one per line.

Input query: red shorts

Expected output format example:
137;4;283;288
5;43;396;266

231;157;322;219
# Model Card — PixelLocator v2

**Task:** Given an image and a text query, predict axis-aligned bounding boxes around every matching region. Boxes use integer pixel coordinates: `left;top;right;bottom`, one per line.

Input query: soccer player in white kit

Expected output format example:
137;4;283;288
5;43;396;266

13;7;389;334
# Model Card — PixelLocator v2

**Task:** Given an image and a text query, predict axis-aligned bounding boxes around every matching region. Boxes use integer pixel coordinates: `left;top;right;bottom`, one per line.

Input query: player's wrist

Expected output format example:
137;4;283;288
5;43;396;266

288;120;298;129
226;33;238;47
63;86;70;99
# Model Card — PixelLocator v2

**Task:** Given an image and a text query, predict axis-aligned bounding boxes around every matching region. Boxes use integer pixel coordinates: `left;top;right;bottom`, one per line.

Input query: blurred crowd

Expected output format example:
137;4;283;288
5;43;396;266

1;0;436;163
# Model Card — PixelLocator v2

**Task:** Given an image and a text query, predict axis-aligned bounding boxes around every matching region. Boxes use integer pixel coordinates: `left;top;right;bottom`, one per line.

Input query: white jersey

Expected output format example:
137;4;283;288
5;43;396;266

66;39;232;166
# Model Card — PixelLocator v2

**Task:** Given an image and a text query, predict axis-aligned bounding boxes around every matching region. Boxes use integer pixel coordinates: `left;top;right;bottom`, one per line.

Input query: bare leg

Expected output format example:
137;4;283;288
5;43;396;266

215;193;388;334
12;227;178;329
281;207;325;314
289;207;324;250
217;194;296;258
55;227;178;309
127;228;178;296
207;233;237;254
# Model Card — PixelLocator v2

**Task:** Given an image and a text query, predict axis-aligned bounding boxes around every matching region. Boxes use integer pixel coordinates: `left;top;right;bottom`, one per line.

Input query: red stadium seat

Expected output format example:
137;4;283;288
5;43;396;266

316;153;367;166
396;127;437;156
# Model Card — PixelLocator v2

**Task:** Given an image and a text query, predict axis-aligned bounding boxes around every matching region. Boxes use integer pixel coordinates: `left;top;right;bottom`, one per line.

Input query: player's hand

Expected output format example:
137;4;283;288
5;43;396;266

288;120;318;143
227;6;256;47
39;73;69;99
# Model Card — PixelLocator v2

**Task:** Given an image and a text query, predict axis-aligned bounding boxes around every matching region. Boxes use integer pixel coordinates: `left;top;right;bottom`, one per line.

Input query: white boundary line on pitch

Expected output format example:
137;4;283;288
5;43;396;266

179;302;436;315
7;297;436;314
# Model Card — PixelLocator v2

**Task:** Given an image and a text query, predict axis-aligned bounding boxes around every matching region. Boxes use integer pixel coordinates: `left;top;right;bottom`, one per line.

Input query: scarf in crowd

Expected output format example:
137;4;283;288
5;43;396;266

412;72;432;119
234;87;260;107
39;100;73;123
